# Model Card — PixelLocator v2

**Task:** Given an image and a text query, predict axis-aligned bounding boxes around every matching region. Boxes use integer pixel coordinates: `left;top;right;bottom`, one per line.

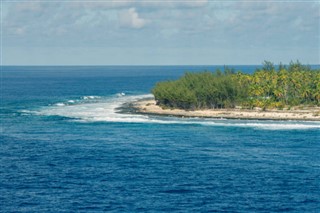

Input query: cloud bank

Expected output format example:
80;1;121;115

118;7;148;29
2;1;319;65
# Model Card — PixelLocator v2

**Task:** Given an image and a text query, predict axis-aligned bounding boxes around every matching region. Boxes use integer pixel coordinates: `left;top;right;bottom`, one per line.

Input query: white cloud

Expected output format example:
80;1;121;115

118;7;148;29
14;27;26;35
2;1;319;64
72;0;134;9
183;0;208;7
138;0;208;9
15;2;43;12
73;0;207;9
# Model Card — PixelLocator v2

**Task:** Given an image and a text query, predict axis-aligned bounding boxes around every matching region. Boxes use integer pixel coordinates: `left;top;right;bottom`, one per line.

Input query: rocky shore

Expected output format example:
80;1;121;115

129;99;320;121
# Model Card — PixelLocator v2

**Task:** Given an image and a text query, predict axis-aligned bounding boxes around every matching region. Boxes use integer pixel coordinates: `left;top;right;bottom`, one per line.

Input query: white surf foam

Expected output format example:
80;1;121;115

116;92;126;97
82;96;101;100
35;94;153;123
33;94;320;130
199;121;320;130
55;103;65;106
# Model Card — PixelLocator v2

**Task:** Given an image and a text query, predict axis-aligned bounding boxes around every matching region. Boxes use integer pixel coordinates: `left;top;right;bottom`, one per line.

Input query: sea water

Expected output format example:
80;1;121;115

1;66;320;212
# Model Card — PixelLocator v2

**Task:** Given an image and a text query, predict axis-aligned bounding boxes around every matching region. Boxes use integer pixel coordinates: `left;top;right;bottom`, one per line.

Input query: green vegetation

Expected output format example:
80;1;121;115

152;61;320;110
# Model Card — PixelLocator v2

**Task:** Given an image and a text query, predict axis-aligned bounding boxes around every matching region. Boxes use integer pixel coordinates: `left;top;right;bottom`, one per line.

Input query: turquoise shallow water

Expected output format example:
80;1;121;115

1;66;320;212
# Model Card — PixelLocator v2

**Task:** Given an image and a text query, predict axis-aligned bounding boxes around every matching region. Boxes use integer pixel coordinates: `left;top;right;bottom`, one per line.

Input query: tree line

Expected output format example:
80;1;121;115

151;61;320;110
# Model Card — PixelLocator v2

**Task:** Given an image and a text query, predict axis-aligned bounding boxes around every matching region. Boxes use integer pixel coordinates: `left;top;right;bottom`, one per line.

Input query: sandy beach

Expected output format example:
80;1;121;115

131;99;320;121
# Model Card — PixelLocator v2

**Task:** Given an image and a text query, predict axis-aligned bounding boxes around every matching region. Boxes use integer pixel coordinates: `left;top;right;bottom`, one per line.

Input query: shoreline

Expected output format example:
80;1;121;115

125;98;320;121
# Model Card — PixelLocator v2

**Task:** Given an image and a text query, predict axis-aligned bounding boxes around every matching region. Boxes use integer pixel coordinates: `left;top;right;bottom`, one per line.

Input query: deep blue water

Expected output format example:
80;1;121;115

1;66;320;212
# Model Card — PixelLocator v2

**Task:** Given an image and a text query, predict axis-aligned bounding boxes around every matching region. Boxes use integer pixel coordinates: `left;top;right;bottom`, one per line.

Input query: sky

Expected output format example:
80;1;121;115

1;0;319;65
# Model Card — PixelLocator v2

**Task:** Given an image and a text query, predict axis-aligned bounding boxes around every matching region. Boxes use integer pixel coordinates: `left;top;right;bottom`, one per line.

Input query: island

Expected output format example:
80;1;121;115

131;61;320;121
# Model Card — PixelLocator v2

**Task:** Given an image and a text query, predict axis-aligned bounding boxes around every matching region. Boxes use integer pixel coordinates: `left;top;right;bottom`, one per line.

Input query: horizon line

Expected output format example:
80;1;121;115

2;63;320;67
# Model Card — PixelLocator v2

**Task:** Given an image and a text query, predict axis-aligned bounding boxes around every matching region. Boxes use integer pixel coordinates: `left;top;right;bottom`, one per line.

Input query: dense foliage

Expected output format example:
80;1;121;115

152;61;320;110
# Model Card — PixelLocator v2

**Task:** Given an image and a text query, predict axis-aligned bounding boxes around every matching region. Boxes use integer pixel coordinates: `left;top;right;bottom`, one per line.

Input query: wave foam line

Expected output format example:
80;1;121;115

32;94;320;130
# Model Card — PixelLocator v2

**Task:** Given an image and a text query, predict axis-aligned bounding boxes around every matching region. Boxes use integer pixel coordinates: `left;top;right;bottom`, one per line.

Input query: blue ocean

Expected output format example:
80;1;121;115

1;66;320;212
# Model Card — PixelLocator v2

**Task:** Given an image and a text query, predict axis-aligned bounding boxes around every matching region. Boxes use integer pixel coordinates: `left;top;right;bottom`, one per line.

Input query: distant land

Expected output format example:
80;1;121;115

132;61;320;121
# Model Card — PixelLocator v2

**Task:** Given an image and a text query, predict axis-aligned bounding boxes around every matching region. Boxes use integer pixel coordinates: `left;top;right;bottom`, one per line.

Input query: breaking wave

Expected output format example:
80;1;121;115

31;94;320;130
